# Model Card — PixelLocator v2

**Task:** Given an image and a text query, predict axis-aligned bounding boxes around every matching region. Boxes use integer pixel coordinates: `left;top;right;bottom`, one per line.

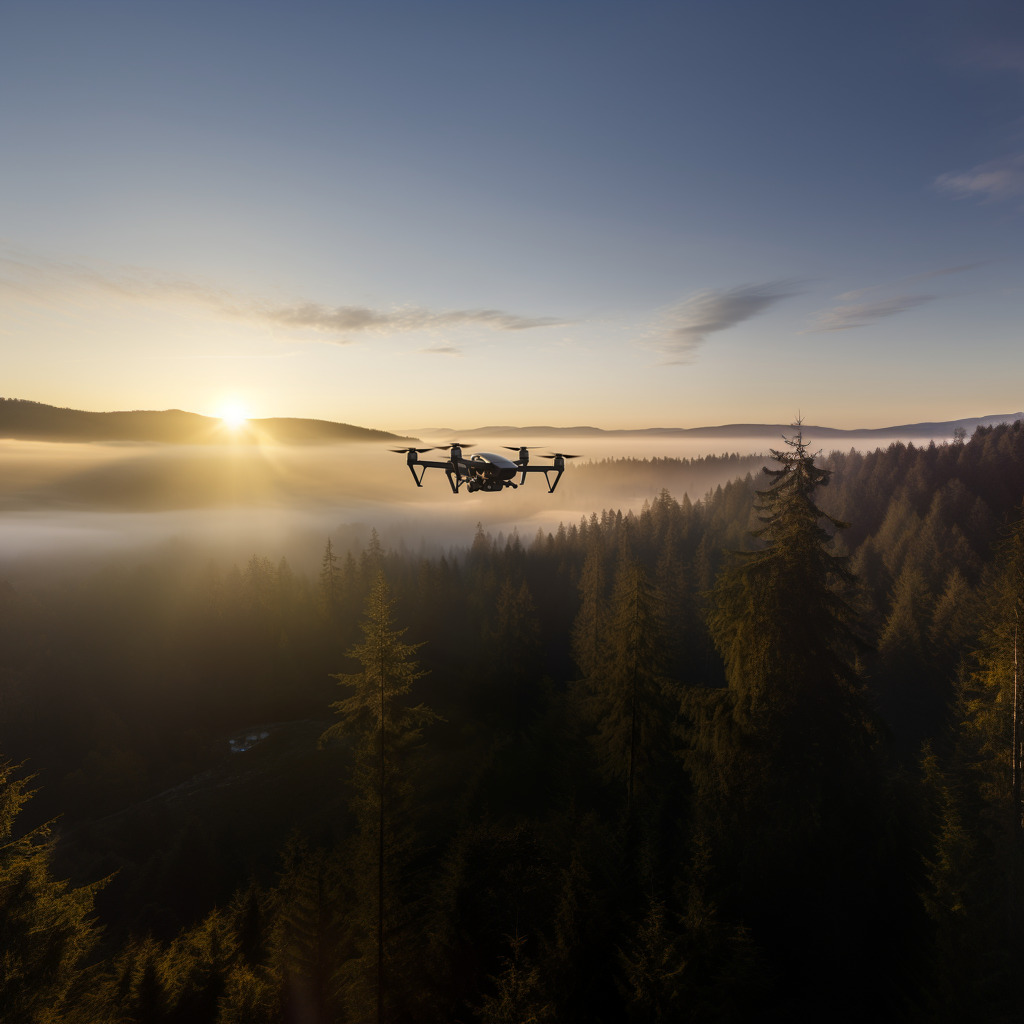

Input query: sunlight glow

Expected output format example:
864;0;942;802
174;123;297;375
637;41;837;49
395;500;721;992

219;402;249;430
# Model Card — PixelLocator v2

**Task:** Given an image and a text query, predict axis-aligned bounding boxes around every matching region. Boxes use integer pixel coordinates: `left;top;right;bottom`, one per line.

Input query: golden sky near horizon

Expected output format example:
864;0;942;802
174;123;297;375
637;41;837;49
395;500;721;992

3;3;1023;431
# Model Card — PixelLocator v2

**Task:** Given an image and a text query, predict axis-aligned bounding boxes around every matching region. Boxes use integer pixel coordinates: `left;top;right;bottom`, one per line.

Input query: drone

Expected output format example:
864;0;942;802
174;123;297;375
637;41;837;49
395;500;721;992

390;443;579;494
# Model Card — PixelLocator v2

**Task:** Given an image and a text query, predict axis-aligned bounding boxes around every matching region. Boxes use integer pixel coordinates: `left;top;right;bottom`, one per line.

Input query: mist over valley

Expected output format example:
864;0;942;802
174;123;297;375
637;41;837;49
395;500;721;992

2;402;1010;567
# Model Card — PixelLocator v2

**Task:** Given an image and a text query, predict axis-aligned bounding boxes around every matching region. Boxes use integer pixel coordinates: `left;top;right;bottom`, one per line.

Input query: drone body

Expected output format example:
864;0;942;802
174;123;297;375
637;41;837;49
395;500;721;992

390;443;578;494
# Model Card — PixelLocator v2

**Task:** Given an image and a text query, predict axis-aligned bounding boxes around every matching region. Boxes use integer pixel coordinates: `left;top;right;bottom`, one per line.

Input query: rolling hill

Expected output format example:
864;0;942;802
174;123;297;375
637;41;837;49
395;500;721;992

0;398;411;444
402;413;1024;441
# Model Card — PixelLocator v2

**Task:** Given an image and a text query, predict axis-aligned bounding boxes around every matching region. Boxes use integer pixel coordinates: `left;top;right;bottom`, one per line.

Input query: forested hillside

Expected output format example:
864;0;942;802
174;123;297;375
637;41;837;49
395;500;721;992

0;397;406;444
3;420;1024;1021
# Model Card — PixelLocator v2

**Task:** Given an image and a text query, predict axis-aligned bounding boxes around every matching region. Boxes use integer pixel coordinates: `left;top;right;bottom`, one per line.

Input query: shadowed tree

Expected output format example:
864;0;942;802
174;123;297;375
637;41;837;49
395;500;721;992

707;422;865;743
272;838;349;1024
581;551;671;820
319;538;344;621
0;759;105;1024
697;420;894;1015
876;563;937;749
485;577;543;735
320;572;434;1024
571;543;609;682
918;507;1024;1020
474;932;556;1024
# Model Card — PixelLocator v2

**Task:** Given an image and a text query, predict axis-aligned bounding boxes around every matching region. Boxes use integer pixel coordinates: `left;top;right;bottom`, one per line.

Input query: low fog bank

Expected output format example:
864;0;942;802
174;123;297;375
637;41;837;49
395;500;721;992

0;431;954;571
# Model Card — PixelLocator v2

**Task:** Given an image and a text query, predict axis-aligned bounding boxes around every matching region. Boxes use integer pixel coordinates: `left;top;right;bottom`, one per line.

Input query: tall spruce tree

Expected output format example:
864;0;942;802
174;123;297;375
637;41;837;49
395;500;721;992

320;571;433;1024
0;759;104;1024
707;420;864;746
919;506;1024;1019
319;538;344;620
574;548;673;830
697;421;893;1014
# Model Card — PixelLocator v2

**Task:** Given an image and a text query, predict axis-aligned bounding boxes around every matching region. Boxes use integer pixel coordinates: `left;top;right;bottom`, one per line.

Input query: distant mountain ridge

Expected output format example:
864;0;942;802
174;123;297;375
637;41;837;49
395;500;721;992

404;413;1024;441
3;399;1019;446
0;398;411;444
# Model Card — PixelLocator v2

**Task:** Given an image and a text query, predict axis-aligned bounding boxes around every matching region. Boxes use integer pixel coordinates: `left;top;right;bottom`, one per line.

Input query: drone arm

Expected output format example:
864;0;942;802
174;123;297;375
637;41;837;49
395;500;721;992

404;458;453;487
518;464;564;493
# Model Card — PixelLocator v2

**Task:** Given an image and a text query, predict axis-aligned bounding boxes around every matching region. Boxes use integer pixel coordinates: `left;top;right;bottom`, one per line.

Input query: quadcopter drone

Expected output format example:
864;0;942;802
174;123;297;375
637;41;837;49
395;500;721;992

390;443;579;494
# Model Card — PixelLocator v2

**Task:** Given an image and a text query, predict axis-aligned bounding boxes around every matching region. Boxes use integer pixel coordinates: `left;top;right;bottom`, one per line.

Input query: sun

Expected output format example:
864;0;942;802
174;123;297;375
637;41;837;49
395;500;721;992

218;401;249;430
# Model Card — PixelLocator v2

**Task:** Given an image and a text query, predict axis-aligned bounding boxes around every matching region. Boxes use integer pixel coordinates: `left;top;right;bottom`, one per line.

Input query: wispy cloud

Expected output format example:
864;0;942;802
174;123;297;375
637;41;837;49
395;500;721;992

0;251;565;341
935;153;1024;203
902;262;989;284
650;282;799;364
808;263;985;332
420;344;462;356
261;302;564;339
808;294;934;332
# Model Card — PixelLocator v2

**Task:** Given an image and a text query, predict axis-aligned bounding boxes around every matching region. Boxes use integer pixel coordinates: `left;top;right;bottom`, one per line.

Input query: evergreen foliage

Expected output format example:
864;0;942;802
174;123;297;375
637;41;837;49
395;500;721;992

918;506;1024;1019
577;552;671;817
6;419;1024;1020
320;571;434;1024
697;421;894;1014
0;760;104;1023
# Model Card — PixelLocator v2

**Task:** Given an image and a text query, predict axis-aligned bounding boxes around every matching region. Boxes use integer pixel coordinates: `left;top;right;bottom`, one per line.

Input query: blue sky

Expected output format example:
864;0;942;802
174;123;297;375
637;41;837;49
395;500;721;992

1;0;1022;429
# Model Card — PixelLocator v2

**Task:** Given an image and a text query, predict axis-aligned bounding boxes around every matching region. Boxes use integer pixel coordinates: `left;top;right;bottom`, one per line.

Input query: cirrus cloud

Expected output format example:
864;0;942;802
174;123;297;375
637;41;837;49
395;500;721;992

262;301;565;338
935;153;1024;203
650;282;800;364
0;250;566;342
807;294;935;332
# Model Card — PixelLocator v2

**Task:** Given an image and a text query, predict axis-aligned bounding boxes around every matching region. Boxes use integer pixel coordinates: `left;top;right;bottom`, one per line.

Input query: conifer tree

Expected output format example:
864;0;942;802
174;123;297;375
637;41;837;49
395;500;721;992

319;538;343;620
698;420;890;1012
571;544;609;681
474;932;556;1024
877;563;942;748
486;578;543;735
707;420;866;747
581;552;670;818
918;507;1024;1018
271;838;348;1023
617;897;686;1022
320;572;433;1024
0;759;104;1024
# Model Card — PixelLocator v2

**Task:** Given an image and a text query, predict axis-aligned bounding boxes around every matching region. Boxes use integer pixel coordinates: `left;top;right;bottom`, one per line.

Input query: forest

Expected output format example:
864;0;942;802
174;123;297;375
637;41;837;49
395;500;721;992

3;420;1024;1022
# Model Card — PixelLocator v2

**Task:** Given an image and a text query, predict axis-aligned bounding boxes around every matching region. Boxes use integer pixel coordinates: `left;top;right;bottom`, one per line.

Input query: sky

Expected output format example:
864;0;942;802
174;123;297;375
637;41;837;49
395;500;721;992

1;0;1022;432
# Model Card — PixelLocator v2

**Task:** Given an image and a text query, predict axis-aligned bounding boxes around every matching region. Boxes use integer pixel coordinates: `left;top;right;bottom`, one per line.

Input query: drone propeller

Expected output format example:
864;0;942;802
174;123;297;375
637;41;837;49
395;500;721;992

503;445;543;451
390;447;435;454
542;452;580;460
439;442;474;450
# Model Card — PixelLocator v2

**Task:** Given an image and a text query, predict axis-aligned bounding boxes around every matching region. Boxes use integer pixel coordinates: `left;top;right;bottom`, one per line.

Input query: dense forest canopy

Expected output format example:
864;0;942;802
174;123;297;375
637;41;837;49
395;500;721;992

3;420;1024;1021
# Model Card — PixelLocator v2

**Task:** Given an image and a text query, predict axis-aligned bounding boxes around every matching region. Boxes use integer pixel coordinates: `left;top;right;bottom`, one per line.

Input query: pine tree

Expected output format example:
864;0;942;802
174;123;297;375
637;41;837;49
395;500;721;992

0;759;104;1024
485;578;543;735
571;544;609;681
697;420;891;1013
271;838;348;1024
320;571;434;1024
583;553;671;818
474;932;556;1024
319;538;343;620
706;420;868;748
617;897;686;1022
918;507;1024;1018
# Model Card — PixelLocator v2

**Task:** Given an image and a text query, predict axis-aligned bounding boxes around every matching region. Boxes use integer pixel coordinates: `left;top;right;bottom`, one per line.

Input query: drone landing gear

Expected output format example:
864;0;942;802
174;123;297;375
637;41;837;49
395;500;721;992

540;468;563;493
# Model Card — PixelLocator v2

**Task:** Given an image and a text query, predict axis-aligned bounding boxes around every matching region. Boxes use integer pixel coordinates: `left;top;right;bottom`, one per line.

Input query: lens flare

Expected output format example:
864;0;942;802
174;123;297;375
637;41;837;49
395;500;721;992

219;402;249;429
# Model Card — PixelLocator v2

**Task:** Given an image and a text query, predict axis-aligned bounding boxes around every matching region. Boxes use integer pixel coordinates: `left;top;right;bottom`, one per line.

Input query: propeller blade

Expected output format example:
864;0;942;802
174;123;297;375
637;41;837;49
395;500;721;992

503;445;543;451
440;442;474;450
542;453;580;460
391;447;434;454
